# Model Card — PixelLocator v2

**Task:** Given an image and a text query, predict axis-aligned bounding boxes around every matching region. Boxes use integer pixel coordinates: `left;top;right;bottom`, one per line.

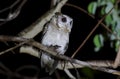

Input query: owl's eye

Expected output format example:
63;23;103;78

61;17;67;23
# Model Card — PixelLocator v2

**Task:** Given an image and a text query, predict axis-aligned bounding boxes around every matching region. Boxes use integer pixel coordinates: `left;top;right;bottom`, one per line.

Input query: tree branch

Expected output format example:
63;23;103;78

50;0;60;8
18;0;68;38
0;0;27;21
0;35;120;76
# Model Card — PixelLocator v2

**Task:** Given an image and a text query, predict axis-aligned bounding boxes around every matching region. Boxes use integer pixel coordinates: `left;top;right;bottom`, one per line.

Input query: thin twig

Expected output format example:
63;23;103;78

114;47;120;68
65;3;95;19
0;62;12;73
0;41;28;55
0;35;31;55
0;0;27;26
70;4;115;58
64;69;76;79
0;63;41;79
65;3;120;40
70;62;81;79
0;0;27;21
15;65;40;76
0;0;20;13
0;62;21;78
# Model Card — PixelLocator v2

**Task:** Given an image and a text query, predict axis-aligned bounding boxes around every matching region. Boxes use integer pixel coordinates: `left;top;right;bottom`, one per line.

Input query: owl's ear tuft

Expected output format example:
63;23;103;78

55;12;62;16
54;13;58;18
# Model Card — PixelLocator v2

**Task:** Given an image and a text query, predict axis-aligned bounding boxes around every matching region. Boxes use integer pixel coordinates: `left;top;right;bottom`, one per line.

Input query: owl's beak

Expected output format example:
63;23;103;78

57;23;71;33
57;26;71;33
65;27;71;33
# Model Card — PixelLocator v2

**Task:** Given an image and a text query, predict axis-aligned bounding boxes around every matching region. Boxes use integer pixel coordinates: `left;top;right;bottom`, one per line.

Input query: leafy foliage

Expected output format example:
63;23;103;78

88;0;120;52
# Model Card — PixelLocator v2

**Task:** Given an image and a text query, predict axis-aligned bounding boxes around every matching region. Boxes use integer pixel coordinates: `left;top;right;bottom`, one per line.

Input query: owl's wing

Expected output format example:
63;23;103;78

41;23;49;39
40;23;49;68
64;42;69;53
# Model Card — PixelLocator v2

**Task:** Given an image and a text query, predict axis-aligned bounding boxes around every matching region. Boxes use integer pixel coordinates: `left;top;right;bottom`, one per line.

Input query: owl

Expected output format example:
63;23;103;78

40;12;73;75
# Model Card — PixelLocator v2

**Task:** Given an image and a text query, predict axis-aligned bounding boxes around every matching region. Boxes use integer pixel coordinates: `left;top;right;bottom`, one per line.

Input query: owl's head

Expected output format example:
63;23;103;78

51;12;73;33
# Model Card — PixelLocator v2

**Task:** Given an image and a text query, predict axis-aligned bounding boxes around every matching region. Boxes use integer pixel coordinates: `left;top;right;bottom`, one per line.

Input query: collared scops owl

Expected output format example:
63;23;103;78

40;12;73;75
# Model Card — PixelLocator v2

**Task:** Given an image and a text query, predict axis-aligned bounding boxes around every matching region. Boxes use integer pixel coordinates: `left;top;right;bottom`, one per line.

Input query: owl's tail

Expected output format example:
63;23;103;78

40;52;58;75
49;60;58;75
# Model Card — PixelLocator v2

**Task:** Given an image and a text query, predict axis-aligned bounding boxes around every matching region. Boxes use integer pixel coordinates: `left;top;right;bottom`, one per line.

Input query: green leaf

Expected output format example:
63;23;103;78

93;34;104;52
88;2;97;14
111;0;115;3
111;21;116;31
105;2;113;13
115;41;120;52
81;67;94;79
101;7;105;15
93;35;101;48
105;14;112;25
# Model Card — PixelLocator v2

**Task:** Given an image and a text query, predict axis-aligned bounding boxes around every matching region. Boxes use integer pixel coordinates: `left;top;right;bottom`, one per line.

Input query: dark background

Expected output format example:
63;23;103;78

0;0;118;79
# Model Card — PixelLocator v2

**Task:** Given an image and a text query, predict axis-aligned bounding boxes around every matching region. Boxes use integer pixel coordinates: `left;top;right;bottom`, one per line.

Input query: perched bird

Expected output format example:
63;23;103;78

40;12;73;74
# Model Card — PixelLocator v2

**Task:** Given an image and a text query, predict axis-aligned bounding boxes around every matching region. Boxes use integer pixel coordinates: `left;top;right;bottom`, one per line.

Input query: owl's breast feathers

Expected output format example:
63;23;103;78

41;23;69;54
